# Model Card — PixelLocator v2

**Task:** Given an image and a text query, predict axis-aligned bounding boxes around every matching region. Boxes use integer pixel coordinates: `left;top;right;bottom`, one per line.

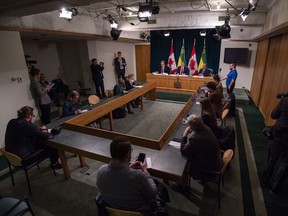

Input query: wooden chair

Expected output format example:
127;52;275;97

222;98;231;111
0;148;56;195
221;109;229;126
105;206;144;216
0;195;35;216
88;95;113;130
187;149;234;209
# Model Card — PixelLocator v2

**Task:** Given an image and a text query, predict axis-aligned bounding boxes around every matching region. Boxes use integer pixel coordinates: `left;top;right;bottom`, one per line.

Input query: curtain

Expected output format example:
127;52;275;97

150;29;221;74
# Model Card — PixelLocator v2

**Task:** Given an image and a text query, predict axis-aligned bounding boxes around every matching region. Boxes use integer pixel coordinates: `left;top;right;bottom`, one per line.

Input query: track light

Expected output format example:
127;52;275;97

107;15;118;28
240;9;250;21
164;31;170;37
137;1;160;22
199;30;206;37
213;16;231;40
110;28;122;40
59;7;78;20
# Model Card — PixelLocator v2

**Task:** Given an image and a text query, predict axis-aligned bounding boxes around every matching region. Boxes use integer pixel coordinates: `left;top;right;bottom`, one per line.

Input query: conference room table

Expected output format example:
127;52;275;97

46;83;203;183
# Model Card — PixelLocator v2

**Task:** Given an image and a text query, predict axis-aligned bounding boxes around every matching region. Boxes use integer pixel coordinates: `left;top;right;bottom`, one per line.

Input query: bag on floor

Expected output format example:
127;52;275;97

112;108;126;119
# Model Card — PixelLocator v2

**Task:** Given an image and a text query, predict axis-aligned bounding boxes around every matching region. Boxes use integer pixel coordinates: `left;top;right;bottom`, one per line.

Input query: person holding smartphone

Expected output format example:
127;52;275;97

180;115;222;184
96;136;168;215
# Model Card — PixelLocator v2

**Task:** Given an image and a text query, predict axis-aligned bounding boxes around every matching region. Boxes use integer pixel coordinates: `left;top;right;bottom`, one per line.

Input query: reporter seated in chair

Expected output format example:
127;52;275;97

176;62;189;75
97;136;167;216
5;106;61;169
62;90;82;117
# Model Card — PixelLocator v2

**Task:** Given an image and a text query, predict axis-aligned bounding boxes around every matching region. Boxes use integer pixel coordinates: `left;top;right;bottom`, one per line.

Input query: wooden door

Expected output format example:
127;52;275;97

135;45;150;81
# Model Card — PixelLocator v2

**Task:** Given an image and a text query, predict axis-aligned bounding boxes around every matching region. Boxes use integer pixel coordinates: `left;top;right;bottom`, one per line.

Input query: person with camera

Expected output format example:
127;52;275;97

90;58;107;99
262;94;288;193
5;106;61;169
96;136;168;216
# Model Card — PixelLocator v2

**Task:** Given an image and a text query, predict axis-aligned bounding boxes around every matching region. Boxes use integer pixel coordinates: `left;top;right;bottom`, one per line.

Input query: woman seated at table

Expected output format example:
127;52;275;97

200;98;220;138
62;90;82;117
125;73;140;108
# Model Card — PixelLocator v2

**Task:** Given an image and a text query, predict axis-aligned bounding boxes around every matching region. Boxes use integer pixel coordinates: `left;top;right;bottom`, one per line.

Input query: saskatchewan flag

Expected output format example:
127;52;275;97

177;39;186;66
198;42;207;71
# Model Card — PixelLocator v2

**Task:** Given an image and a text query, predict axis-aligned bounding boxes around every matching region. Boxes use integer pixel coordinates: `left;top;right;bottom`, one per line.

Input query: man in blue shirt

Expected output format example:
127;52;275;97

222;63;238;93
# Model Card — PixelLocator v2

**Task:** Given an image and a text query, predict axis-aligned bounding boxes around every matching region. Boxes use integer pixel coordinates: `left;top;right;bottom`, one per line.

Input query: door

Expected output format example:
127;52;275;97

135;45;150;81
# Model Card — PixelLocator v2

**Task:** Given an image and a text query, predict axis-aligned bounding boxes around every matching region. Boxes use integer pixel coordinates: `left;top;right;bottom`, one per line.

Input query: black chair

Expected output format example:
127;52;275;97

0;148;56;195
187;149;234;209
0;195;35;216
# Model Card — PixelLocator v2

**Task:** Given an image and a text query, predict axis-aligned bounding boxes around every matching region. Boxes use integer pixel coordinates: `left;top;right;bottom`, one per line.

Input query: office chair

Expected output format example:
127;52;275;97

0;148;56;195
0;195;35;216
187;149;234;209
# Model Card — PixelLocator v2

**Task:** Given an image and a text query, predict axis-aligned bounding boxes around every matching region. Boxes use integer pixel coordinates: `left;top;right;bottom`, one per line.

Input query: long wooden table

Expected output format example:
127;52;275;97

146;73;213;94
46;82;201;183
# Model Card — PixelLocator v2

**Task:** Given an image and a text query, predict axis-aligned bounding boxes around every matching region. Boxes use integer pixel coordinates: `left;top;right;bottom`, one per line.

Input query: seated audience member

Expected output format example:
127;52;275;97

176;62;190;75
125;74;140;108
198;64;212;77
180;115;222;180
206;81;223;118
5;106;61;169
158;60;170;74
62;90;82;117
113;78;134;114
200;98;219;138
39;73;61;106
213;75;223;95
97;136;168;216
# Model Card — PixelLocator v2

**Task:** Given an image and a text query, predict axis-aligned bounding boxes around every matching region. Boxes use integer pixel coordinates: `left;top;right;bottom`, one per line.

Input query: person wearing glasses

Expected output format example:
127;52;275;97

5;106;61;169
62;90;82;117
96;136;168;215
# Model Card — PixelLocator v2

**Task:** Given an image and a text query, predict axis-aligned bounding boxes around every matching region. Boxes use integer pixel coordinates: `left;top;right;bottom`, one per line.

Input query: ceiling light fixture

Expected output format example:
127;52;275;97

164;31;170;37
217;2;220;10
59;7;78;20
138;0;160;22
239;9;250;21
213;15;231;40
106;15;118;28
199;30;206;37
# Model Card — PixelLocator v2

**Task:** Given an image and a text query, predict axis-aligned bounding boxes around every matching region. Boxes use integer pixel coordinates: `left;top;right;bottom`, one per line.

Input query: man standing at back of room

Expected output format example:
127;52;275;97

90;58;107;99
114;51;127;80
221;63;238;93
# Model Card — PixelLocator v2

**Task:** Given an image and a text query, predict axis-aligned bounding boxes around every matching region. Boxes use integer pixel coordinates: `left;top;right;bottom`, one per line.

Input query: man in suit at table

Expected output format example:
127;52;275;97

158;60;171;74
199;63;212;77
176;62;190;75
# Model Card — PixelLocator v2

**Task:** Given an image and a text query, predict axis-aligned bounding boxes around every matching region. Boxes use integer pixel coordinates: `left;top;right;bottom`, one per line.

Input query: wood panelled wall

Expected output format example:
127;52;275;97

251;34;288;125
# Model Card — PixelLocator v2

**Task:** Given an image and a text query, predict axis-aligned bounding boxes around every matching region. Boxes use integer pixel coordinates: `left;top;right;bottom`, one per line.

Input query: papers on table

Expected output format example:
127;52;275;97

146;157;152;169
168;140;181;149
134;85;143;88
80;109;88;113
152;72;169;76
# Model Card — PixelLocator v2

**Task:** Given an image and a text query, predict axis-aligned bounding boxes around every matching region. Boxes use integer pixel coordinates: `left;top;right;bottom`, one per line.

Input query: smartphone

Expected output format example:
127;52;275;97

137;153;146;163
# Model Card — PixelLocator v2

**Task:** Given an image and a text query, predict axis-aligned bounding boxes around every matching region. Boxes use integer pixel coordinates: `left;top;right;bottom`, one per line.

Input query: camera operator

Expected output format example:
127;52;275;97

262;93;288;193
90;58;107;99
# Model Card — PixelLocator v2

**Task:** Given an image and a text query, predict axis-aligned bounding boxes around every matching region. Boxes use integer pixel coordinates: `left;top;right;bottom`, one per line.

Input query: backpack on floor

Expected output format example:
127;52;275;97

112;108;126;119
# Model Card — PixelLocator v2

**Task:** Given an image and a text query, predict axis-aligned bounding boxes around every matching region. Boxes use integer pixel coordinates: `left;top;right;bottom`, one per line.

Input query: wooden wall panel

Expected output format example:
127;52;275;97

250;39;269;106
135;45;150;81
257;34;288;125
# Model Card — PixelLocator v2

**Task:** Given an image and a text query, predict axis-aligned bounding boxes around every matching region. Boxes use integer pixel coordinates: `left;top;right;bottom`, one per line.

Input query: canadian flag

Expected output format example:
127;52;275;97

167;39;177;74
188;39;198;76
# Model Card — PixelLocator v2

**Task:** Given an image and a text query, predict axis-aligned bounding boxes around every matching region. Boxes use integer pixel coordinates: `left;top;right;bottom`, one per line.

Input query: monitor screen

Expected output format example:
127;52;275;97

224;48;249;64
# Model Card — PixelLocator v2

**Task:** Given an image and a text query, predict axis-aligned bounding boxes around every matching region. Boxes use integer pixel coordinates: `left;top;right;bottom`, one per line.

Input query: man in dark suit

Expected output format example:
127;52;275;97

180;115;222;181
90;58;106;99
158;60;170;74
176;62;190;75
199;63;212;76
114;51;127;80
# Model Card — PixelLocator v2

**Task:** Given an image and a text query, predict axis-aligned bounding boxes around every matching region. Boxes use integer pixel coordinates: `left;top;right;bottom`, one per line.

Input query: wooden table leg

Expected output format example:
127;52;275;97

141;95;144;110
58;149;70;179
78;155;86;167
109;112;114;131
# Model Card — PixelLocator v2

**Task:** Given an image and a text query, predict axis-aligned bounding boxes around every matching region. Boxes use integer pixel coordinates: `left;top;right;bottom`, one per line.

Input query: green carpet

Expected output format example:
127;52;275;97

156;91;191;102
236;98;288;216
